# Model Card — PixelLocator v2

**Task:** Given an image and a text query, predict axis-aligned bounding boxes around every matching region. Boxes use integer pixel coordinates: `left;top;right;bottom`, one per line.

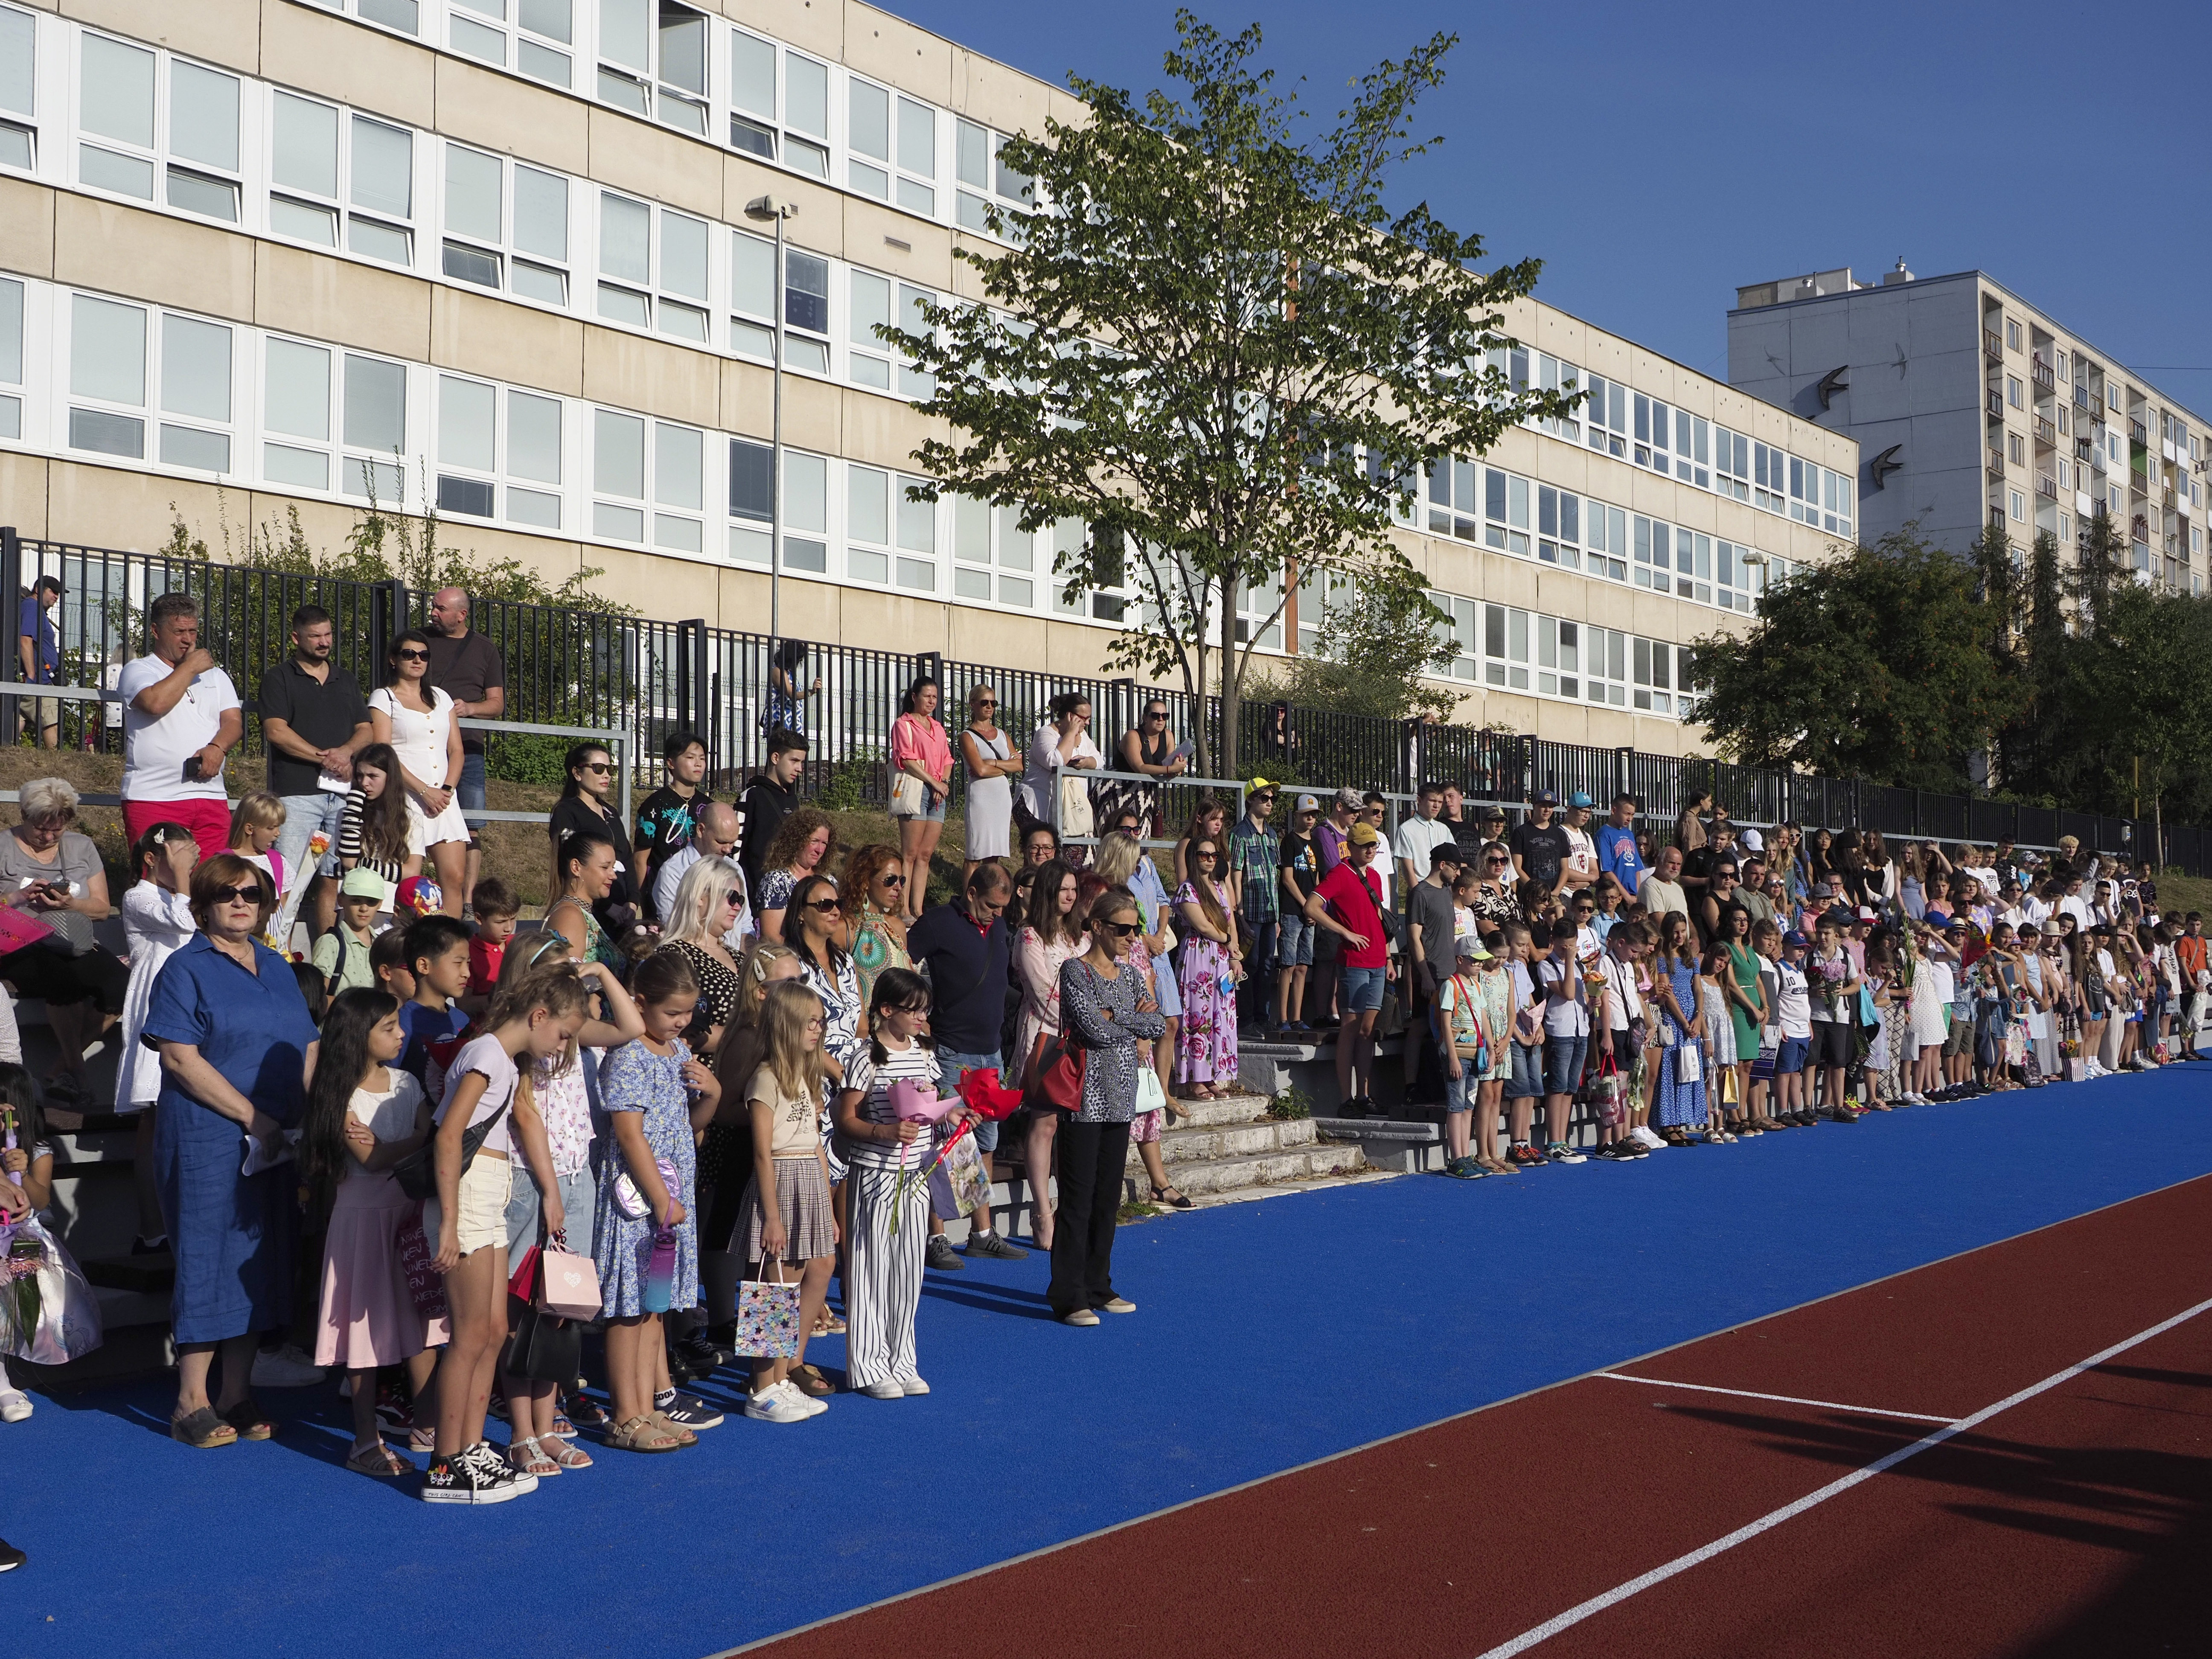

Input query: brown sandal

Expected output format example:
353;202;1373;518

608;1414;681;1452
652;1410;698;1447
170;1407;236;1449
346;1441;411;1477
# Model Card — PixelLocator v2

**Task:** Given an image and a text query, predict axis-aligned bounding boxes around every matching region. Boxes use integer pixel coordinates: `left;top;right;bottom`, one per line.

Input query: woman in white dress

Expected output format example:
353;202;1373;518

958;683;1020;879
367;629;467;916
116;821;200;1250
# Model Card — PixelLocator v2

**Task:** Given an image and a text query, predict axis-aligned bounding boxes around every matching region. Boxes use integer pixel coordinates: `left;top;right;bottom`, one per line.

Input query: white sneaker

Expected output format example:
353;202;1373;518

0;1391;30;1423
859;1379;906;1400
893;1373;931;1394
1632;1125;1666;1150
744;1385;812;1424
250;1345;325;1388
782;1380;828;1417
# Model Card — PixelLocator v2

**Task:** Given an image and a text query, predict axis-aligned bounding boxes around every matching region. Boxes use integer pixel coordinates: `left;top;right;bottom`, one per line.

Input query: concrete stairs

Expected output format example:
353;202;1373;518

1122;1089;1368;1203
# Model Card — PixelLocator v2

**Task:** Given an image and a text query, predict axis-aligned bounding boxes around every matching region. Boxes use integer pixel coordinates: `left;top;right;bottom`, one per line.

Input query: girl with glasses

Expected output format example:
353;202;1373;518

368;630;466;917
1469;841;1519;932
1173;838;1243;1102
958;684;1021;885
1099;699;1188;837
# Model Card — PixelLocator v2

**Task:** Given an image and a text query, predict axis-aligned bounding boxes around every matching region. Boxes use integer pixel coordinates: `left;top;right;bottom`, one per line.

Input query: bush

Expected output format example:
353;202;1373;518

485;731;576;789
817;747;888;813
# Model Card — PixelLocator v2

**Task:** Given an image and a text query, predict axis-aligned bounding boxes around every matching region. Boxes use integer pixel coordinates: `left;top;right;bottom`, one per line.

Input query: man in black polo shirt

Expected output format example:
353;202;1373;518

907;864;1026;1264
422;586;506;911
259;603;372;934
1510;790;1572;892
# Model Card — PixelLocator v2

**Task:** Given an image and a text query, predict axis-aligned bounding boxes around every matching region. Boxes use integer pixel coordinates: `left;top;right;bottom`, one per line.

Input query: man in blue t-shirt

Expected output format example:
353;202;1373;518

1596;792;1646;893
15;575;62;749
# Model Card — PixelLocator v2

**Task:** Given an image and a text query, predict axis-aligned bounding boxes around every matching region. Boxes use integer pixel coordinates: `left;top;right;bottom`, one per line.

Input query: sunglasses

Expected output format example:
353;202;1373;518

1485;856;1509;866
976;698;998;707
1193;850;1219;861
1099;919;1142;938
395;648;430;662
879;873;906;887
724;890;744;908
1144;710;1168;720
207;882;263;905
579;761;612;774
805;897;842;913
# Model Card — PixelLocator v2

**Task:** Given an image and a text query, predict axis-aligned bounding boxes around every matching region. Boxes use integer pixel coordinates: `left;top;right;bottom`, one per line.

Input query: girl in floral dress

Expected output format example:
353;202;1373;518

1173;837;1243;1099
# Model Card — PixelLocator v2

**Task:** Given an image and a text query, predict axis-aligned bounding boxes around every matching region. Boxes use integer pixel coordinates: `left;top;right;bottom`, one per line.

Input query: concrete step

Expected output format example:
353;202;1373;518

1167;1091;1278;1128
1145;1115;1317;1166
1137;1142;1367;1198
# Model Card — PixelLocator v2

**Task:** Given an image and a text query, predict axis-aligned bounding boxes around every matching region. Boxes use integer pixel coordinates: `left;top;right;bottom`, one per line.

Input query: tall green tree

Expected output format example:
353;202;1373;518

1683;527;2025;791
1243;568;1458;724
889;12;1571;775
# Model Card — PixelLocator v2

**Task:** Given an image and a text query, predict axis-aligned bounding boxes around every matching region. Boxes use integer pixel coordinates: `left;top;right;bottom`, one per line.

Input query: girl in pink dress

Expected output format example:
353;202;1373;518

302;988;447;1478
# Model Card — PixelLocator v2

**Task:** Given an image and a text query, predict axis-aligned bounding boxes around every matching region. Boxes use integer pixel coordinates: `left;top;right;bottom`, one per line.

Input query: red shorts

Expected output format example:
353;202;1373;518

123;797;235;859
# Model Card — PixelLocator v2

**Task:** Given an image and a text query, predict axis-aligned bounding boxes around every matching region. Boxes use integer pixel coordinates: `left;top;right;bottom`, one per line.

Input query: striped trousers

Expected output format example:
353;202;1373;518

844;1161;931;1388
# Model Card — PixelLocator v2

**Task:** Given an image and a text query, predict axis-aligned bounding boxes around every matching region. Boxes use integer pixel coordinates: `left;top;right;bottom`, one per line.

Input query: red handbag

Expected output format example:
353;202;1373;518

1027;1031;1086;1112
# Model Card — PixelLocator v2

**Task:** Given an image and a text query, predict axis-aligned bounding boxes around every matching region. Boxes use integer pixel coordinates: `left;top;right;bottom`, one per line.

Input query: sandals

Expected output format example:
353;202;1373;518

170;1407;237;1449
810;1313;847;1338
346;1441;411;1477
540;1434;594;1469
1150;1185;1196;1210
564;1394;611;1431
407;1423;438;1454
509;1436;561;1477
788;1363;835;1399
1479;1156;1517;1175
219;1399;276;1441
606;1414;681;1453
652;1411;698;1447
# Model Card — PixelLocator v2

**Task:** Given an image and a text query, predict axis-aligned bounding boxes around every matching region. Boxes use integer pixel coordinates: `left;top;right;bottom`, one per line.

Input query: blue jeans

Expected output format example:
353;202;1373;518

276;791;347;879
504;1159;596;1261
935;1048;1002;1155
1544;1032;1589;1096
1444;1067;1476;1115
457;752;487;843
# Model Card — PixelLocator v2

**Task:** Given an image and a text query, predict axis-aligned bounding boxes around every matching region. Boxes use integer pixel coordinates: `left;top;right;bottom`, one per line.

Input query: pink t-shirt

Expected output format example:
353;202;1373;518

892;713;952;786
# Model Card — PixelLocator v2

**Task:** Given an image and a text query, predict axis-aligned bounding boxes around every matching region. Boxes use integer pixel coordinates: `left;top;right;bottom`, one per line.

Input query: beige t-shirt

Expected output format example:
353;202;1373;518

1640;874;1689;919
748;1067;819;1159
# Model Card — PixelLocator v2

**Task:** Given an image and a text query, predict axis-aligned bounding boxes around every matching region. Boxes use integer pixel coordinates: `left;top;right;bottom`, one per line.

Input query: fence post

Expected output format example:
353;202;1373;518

1522;733;1540;801
372;578;407;678
674;618;705;739
1614;746;1633;808
0;527;17;742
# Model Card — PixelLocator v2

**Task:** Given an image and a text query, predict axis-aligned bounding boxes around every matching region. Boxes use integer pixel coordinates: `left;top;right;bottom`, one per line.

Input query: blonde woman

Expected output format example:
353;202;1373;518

959;683;1022;884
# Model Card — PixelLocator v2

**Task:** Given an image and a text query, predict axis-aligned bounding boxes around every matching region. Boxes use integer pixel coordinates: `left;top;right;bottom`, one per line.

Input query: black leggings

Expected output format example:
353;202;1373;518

0;943;128;1013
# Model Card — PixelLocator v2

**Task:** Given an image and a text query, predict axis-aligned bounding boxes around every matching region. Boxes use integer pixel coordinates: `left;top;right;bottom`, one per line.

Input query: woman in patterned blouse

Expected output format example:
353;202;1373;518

839;843;913;1010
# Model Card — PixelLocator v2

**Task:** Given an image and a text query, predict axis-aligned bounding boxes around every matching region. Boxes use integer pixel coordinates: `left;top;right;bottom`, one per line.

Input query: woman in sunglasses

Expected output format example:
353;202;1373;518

1469;840;1519;933
549;742;646;950
144;853;321;1448
839;844;914;1010
958;683;1022;886
368;630;466;916
1097;698;1188;838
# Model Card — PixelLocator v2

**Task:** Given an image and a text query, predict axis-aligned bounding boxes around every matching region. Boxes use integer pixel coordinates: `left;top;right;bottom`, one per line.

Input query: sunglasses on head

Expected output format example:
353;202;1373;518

208;882;263;905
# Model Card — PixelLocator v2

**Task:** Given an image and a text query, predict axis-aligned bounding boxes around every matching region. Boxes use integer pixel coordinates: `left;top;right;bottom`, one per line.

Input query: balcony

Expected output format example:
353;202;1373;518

2035;414;2058;446
2032;359;2056;392
1988;390;2006;419
2132;418;2150;445
1983;328;2004;362
2036;474;2059;500
2075;438;2094;463
2073;383;2091;411
1986;446;2007;480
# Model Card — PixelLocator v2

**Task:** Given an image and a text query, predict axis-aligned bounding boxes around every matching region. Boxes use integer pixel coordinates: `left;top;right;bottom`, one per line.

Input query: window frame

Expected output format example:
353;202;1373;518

74;31;249;228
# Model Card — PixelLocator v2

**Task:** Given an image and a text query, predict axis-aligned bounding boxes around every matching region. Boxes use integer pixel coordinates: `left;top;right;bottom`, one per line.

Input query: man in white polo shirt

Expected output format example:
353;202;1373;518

119;591;240;853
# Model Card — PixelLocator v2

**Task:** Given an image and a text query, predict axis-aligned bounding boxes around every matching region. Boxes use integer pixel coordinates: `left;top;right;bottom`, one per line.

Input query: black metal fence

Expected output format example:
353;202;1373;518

1;525;2199;874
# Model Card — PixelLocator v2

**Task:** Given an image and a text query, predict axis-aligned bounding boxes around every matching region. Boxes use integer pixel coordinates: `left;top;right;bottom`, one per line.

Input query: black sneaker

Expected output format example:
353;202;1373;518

924;1235;965;1272
966;1231;1027;1260
654;1390;725;1430
0;1537;22;1572
675;1328;727;1375
422;1443;527;1505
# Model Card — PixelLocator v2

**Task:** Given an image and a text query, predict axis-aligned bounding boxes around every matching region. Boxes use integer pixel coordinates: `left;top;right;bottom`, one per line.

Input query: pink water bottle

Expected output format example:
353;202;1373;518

643;1227;676;1313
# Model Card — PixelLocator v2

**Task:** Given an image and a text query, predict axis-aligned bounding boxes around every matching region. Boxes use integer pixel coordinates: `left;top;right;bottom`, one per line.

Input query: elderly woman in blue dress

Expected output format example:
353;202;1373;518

145;853;321;1448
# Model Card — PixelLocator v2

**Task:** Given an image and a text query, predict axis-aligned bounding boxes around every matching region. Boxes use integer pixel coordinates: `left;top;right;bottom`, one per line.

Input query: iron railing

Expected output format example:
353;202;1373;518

0;526;2199;875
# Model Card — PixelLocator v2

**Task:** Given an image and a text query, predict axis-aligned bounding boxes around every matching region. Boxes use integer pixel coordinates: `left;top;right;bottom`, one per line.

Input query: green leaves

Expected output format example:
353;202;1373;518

888;11;1568;771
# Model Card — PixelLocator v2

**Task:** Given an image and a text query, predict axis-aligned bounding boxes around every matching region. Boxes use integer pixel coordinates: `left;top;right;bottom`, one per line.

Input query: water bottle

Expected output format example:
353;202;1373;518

643;1226;675;1313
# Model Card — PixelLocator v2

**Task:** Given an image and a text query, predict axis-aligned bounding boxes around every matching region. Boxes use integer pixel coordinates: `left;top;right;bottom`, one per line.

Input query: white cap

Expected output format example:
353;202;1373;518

1738;826;1764;853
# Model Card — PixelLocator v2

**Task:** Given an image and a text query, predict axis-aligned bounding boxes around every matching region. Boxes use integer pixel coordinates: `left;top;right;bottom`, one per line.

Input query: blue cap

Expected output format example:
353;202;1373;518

1568;791;1595;809
1783;930;1808;949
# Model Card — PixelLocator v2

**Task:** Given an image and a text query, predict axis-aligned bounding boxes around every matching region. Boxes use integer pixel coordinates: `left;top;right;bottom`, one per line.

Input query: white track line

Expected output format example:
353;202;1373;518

1476;1293;2212;1659
1593;1372;1959;1424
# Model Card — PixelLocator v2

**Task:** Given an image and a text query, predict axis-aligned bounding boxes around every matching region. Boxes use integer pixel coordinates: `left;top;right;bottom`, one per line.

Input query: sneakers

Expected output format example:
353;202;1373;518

0;1390;30;1423
250;1345;325;1388
674;1328;728;1375
1545;1142;1586;1165
1443;1155;1486;1178
924;1236;965;1272
1100;1296;1137;1314
1061;1309;1101;1327
895;1373;932;1393
1507;1142;1544;1167
1631;1125;1666;1150
744;1383;813;1424
421;1441;532;1504
654;1390;724;1430
859;1378;908;1398
966;1231;1027;1260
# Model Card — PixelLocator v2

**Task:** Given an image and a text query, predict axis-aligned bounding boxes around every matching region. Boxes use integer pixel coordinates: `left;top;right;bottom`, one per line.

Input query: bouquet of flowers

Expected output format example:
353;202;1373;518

1810;952;1852;1020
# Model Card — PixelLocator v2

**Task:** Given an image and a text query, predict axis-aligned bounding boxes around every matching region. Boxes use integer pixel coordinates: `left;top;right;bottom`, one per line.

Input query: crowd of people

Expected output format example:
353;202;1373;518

0;608;2201;1525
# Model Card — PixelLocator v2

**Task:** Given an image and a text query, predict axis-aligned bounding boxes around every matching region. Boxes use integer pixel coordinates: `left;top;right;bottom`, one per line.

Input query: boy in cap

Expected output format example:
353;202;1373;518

312;867;386;994
1434;934;1493;1178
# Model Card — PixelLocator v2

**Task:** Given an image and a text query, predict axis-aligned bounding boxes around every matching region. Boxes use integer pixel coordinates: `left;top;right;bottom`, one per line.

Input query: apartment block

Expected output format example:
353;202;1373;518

0;0;1852;754
1729;263;2206;591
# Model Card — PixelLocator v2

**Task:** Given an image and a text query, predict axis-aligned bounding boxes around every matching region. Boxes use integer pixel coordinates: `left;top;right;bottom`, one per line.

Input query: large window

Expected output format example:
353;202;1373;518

442;144;571;305
0;277;23;440
952;496;1038;606
1536;485;1580;571
955;119;1031;233
77;35;244;224
1426;457;1480;541
841;76;938;216
436;376;563;525
845;464;936;591
0;5;36;171
65;294;235;472
1714;426;1750;501
445;0;576;90
597;0;708;134
1583;373;1627;458
597;191;710;342
589;409;704;549
259;338;404;499
269;92;416;268
1484;466;1530;555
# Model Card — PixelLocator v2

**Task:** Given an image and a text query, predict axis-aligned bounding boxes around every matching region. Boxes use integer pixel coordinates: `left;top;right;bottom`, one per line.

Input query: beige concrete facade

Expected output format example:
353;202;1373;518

0;0;1853;754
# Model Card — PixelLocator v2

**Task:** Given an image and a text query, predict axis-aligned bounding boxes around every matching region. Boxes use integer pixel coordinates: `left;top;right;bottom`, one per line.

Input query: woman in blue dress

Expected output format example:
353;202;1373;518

144;854;321;1449
1650;912;1709;1146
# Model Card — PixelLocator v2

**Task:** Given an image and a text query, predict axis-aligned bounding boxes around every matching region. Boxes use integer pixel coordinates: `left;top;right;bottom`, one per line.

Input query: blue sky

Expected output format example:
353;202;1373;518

880;0;2212;405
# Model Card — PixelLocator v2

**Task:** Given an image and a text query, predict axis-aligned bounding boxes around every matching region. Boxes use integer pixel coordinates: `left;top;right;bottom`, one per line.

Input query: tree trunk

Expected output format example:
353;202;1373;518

1215;585;1243;784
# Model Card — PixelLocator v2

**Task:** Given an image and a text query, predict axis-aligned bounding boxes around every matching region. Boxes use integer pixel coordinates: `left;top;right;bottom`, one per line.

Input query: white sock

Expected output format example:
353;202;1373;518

0;1356;12;1390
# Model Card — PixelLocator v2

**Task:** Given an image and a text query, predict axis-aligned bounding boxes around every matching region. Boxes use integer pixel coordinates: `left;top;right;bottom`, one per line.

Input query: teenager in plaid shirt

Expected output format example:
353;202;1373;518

1227;780;1283;1035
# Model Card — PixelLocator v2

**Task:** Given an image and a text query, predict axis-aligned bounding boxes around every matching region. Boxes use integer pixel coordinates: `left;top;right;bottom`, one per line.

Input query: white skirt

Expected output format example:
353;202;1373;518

405;791;472;852
1908;976;1947;1048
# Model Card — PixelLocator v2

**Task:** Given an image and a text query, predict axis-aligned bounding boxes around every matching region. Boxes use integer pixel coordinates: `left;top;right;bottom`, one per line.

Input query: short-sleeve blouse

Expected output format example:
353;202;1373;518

661;939;740;1051
142;934;321;1133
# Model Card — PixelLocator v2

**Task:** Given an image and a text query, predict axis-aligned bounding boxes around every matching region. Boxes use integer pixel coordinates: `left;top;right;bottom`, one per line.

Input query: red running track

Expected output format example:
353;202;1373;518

730;1174;2212;1659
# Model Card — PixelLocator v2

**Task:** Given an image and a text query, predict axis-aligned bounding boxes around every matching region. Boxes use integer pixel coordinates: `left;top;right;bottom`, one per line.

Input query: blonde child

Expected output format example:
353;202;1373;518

301;989;443;1477
593;951;719;1452
229;792;291;948
421;963;589;1505
736;978;837;1422
0;1064;55;1422
834;966;948;1400
1434;934;1491;1178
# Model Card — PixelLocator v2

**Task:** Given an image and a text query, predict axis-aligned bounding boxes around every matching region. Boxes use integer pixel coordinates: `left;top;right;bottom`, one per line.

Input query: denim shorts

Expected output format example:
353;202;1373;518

899;790;949;823
1776;1036;1810;1075
1506;1042;1544;1100
1340;964;1386;1013
504;1159;597;1261
1278;913;1314;968
1544;1032;1589;1096
937;1048;1003;1154
1444;1067;1476;1115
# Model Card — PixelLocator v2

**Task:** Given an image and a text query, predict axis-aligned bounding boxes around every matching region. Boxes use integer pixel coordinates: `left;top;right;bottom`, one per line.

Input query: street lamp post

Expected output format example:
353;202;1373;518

745;194;799;730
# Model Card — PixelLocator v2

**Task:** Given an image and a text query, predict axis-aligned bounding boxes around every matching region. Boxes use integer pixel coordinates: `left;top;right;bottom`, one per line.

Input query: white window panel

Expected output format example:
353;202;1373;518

782;248;830;373
729;229;775;359
271;97;414;267
1584;501;1627;583
848;270;891;389
1483;603;1530;690
157;312;232;472
506;388;562;526
512;164;570;303
895;97;935;215
1426;457;1479;541
895;474;935;591
442;143;504;290
1583;373;1627;458
597;192;710;341
654;421;703;550
435;373;497;517
262;336;332;488
1537;485;1579;571
596;0;706;133
77;36;244;222
320;0;422;36
725;437;771;564
897;284;936;400
0;3;31;173
1482;466;1529;555
68;292;146;458
728;29;777;159
783;53;828;178
592;407;646;541
1714;426;1751;501
342;352;405;501
848;77;890;199
445;0;573;89
0;276;18;440
846;463;890;582
955;119;1029;233
783;450;827;571
79;35;154;154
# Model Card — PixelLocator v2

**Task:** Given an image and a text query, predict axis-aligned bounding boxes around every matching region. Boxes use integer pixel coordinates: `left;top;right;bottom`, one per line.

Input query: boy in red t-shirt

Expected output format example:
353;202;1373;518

466;874;519;1012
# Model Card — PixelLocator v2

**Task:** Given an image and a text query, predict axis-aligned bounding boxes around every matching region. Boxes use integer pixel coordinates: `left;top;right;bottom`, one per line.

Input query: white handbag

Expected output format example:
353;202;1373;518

1135;1064;1168;1117
1057;772;1095;836
1674;1042;1702;1084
